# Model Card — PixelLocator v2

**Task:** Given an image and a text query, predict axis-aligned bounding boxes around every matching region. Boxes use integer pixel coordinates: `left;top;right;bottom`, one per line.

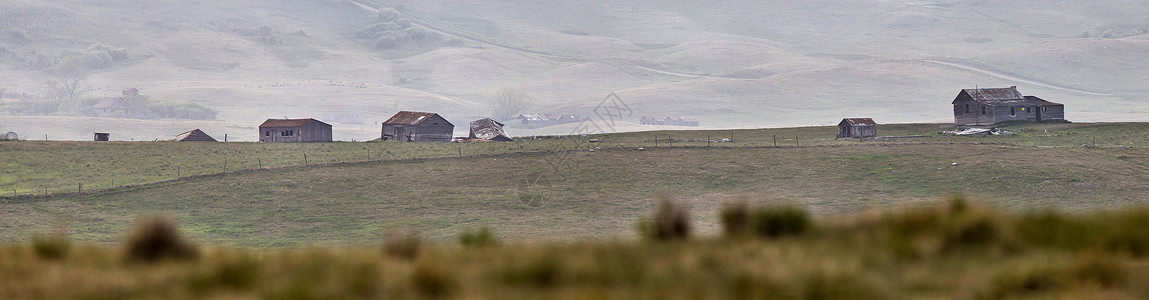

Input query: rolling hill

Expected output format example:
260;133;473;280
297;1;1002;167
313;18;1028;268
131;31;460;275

2;0;1149;140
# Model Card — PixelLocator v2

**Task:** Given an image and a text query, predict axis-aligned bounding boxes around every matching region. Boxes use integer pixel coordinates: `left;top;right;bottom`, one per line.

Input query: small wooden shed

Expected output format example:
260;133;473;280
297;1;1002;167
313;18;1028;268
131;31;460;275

837;118;877;139
173;129;217;142
94;132;110;141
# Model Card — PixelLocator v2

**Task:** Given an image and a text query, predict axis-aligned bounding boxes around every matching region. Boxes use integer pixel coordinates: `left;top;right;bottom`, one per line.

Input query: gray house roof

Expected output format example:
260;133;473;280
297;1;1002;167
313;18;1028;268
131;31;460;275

956;86;1063;107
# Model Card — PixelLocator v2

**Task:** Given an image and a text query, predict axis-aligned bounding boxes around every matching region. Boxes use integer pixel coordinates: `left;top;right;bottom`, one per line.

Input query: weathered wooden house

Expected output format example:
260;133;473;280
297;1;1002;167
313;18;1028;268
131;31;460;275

94;132;110;141
469;118;513;141
172;129;217;142
837;118;877;138
91;97;130;117
258;118;332;142
381;111;454;142
952;86;1064;126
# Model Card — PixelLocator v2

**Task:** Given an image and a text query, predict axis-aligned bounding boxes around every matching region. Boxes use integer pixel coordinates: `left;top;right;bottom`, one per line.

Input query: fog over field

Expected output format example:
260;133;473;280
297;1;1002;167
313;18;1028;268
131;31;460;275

1;0;1147;141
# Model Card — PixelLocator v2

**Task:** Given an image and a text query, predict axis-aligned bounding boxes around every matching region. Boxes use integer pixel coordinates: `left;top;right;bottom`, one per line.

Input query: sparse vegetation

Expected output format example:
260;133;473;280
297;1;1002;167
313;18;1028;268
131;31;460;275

122;215;199;262
459;226;499;247
489;86;531;121
1;199;1148;298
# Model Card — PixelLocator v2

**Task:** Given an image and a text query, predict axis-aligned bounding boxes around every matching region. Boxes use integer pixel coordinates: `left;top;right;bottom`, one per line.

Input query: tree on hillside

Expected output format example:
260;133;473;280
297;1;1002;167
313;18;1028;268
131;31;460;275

45;56;88;102
490;87;531;121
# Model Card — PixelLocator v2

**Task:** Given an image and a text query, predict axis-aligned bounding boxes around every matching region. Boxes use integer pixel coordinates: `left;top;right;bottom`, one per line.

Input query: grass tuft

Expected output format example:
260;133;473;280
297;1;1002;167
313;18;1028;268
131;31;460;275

645;194;691;241
383;227;422;260
459;226;499;247
720;197;750;237
750;204;813;238
123;215;199;262
31;232;71;261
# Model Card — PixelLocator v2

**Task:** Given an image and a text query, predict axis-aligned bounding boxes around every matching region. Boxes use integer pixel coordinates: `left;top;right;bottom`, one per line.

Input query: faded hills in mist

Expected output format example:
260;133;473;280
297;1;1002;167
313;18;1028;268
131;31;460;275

1;0;1148;141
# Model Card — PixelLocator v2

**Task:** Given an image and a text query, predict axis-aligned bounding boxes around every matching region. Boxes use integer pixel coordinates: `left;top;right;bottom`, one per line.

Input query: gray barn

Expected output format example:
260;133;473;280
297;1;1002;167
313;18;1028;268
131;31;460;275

381;111;454;142
837;118;877;138
952;86;1065;126
258;118;332;142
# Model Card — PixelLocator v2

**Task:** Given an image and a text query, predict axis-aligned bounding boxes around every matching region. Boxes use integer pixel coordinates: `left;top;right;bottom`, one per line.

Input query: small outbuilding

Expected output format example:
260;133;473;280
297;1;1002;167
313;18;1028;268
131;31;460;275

94;132;110;141
381;111;454;142
837;118;877;139
172;129;217;142
469;118;513;141
258;118;332;142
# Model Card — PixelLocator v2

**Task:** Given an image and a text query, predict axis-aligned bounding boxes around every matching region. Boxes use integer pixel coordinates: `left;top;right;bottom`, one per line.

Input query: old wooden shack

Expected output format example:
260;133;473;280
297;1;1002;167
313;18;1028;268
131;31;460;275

469;118;513;141
172;129;217;142
381;111;454;142
837;118;877;138
94;132;110;141
952;86;1065;126
258;118;332;142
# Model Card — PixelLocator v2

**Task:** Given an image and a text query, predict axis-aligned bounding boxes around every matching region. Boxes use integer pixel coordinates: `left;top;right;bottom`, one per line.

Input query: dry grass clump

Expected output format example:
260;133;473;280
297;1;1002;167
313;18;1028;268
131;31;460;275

459;226;499;247
383;227;422;260
639;194;691;241
31;232;71;261
720;198;812;239
123;215;199;262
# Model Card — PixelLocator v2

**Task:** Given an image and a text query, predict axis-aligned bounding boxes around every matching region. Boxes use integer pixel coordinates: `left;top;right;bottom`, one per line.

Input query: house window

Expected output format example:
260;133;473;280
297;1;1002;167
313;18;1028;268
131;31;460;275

965;104;969;114
265;131;270;137
1043;106;1048;112
281;130;294;136
1010;107;1016;117
981;106;986;115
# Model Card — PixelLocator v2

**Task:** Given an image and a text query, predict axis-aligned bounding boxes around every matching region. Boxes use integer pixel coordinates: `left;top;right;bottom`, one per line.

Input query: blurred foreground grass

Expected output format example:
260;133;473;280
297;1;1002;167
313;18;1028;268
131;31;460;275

5;197;1149;299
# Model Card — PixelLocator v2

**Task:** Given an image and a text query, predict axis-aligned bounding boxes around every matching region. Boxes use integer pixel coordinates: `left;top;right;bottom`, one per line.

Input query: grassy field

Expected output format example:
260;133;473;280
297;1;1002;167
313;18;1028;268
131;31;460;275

4;199;1149;299
4;123;1149;247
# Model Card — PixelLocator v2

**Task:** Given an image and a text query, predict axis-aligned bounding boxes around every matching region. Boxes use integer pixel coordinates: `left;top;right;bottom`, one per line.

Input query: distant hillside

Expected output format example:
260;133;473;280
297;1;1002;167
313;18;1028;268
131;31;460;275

2;0;1148;140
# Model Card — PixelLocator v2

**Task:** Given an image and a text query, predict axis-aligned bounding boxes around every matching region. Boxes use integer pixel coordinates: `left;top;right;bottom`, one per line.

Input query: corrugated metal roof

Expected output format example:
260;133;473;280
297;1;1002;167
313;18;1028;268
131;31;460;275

259;118;316;128
961;87;1064;106
383;111;441;125
840;118;877;126
173;129;217;142
93;97;125;109
469;118;511;141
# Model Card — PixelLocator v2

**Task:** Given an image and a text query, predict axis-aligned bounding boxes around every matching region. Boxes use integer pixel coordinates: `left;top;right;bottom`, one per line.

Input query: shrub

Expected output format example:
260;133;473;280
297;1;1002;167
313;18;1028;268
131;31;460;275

31;232;71;260
123;215;199;262
459;226;499;247
750;205;812;238
720;198;751;237
410;259;457;297
645;194;690;241
500;253;562;287
384;227;422;260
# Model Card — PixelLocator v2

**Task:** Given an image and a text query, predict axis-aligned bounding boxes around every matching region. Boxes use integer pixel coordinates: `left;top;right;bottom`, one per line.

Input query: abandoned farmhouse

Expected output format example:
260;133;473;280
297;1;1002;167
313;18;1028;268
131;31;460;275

381;111;454;142
258;118;333;142
952;86;1064;126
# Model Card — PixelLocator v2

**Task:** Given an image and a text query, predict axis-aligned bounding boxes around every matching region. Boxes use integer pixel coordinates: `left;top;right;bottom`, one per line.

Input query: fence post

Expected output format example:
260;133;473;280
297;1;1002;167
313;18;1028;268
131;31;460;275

44;185;47;196
304;153;308;166
796;135;800;147
258;158;262;168
458;146;462;157
78;182;82;193
707;135;711;147
111;178;114;188
177;166;180;178
773;135;777;147
655;136;658;147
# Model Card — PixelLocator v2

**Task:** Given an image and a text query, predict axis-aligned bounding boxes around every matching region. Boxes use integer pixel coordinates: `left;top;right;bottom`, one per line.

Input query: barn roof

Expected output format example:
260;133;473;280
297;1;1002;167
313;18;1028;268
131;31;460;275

839;118;877;126
259;118;320;128
173;129;217;142
958;87;1063;106
93;97;125;109
469;118;512;141
384;111;444;125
